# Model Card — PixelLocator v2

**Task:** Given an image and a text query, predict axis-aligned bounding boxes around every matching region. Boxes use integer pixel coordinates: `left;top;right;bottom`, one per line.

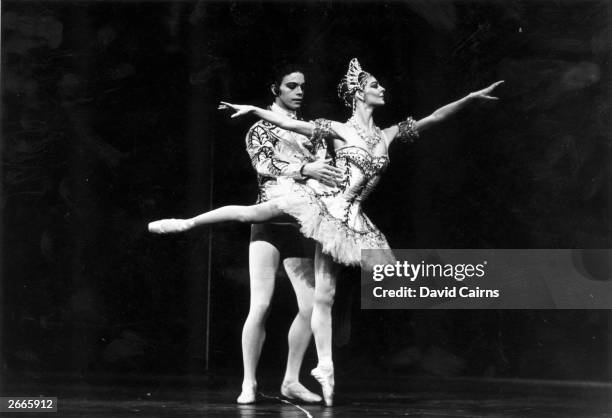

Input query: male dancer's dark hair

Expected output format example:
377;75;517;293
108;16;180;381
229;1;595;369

269;61;306;96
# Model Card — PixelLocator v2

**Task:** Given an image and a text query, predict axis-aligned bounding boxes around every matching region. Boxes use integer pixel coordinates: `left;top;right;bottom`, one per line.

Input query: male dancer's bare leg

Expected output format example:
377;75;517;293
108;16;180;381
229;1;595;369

281;257;322;403
310;244;339;406
237;240;278;404
148;201;284;233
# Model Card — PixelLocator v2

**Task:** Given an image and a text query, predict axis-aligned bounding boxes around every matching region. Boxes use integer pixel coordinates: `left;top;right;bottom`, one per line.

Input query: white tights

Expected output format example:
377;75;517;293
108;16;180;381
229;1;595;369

241;240;316;390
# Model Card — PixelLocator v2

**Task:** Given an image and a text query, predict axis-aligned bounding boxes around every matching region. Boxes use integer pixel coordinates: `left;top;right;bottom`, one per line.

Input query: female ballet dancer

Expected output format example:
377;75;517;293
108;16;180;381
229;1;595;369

149;58;503;405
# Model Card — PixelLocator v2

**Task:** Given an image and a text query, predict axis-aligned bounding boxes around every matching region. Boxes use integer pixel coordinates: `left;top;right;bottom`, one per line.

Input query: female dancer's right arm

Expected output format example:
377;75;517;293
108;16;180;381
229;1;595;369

219;102;314;136
219;102;348;144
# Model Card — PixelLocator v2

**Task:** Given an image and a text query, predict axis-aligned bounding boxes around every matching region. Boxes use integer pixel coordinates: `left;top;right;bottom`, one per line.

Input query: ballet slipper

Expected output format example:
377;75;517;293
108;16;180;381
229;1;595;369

280;381;322;403
311;364;334;407
148;218;194;234
236;382;257;404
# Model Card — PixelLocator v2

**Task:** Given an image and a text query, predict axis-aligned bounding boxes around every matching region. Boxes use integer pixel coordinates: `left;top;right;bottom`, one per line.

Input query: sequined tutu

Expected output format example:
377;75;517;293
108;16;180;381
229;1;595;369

267;145;396;269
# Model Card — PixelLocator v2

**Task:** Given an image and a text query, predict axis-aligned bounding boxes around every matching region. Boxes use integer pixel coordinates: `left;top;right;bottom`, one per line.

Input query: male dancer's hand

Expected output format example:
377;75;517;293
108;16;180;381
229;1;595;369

302;158;345;187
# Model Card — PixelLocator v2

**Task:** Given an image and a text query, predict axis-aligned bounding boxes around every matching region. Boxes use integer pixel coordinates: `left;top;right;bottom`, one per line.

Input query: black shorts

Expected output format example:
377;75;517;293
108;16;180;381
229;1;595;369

250;223;315;259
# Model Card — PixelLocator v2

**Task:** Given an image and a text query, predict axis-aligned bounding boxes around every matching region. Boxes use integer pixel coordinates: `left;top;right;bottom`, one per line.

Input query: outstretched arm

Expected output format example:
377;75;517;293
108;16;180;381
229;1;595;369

220;101;347;143
384;81;504;145
219;102;314;136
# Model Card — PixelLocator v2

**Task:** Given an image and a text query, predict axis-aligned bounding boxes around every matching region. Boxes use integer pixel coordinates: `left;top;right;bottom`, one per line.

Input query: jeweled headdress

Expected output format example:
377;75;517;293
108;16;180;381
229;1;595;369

337;58;371;108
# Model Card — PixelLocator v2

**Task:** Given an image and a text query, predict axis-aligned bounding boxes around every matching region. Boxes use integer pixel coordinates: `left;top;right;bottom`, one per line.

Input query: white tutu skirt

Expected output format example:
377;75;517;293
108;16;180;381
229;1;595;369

267;178;395;269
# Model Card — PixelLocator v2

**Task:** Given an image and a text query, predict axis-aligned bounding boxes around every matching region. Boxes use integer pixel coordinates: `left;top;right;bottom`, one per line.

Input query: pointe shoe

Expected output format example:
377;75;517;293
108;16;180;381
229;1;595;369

148;219;193;234
281;381;322;403
236;383;257;404
311;365;334;407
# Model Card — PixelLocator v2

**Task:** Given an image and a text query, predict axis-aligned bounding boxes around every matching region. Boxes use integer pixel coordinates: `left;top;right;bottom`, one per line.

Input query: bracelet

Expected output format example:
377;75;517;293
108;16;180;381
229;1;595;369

397;117;419;144
310;118;333;144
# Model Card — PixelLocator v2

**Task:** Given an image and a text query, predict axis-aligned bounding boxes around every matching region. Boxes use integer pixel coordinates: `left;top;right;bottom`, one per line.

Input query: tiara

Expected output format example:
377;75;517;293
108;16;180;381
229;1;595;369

346;58;369;93
337;58;371;108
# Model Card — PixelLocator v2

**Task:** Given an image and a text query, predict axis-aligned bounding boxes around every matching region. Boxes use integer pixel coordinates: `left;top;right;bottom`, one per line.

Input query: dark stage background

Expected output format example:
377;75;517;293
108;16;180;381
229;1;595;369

2;1;610;383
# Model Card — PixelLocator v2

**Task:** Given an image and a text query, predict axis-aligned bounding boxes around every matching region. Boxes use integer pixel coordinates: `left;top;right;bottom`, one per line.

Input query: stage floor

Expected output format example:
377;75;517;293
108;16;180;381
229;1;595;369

2;373;610;417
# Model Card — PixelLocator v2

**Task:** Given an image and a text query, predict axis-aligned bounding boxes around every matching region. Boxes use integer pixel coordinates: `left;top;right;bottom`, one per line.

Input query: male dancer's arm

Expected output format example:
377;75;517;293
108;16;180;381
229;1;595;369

246;123;304;179
246;123;343;187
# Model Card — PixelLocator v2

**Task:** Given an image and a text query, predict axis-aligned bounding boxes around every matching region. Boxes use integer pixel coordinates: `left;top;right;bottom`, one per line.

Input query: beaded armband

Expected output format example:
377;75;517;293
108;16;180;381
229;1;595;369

397;117;419;143
310;118;333;146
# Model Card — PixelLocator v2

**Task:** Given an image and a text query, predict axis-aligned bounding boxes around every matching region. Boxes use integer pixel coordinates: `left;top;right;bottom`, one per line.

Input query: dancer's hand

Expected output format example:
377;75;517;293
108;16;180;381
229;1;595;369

303;158;345;187
468;80;504;101
148;218;194;234
218;101;254;118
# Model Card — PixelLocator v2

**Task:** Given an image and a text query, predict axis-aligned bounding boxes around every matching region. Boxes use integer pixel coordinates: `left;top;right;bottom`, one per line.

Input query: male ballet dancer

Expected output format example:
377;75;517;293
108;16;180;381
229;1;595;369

237;64;344;404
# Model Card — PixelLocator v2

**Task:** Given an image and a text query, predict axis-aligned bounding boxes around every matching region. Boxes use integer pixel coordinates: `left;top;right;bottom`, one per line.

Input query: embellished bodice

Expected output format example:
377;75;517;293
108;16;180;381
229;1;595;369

335;145;389;203
266;117;406;266
269;123;394;266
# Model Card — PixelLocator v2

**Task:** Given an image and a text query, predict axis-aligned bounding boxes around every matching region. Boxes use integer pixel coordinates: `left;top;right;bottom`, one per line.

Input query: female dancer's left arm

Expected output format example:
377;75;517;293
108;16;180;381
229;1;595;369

383;80;504;146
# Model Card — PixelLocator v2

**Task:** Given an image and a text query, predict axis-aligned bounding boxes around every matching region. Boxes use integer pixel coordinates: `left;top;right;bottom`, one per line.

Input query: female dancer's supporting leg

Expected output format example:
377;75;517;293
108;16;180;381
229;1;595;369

148;200;284;233
310;243;339;406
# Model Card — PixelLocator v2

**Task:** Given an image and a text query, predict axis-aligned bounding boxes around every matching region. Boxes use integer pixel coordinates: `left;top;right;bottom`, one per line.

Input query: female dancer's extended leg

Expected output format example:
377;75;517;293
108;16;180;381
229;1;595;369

310;243;339;406
148;200;284;233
